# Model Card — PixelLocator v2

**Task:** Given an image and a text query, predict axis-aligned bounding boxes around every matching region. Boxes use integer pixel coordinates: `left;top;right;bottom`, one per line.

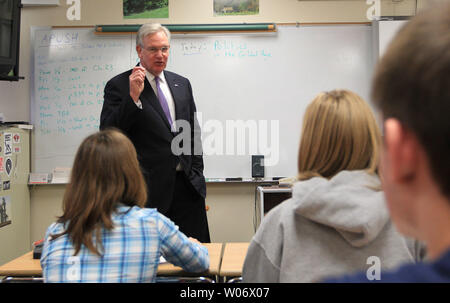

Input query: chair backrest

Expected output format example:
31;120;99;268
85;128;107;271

2;276;216;283
227;277;243;283
1;277;44;283
156;276;215;283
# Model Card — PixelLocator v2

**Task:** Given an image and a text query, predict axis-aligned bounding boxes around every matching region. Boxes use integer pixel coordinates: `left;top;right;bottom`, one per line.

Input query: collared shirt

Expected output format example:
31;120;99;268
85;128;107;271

40;205;209;283
135;71;176;127
146;71;176;127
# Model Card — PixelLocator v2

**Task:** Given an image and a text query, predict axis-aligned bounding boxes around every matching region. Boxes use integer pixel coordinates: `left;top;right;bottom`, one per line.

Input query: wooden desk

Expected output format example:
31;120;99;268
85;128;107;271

219;242;249;277
0;251;40;277
0;243;223;278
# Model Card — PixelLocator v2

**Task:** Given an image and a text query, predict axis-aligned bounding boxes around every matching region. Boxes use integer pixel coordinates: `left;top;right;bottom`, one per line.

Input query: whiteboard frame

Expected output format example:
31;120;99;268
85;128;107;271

30;24;376;179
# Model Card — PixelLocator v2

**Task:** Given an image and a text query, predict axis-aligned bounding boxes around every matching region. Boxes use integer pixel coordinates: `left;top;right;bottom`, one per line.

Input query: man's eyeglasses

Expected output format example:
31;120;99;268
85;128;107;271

143;46;170;54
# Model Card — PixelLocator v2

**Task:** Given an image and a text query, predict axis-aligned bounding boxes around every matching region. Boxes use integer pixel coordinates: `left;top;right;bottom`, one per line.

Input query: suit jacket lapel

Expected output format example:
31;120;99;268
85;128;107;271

166;71;189;123
140;75;173;133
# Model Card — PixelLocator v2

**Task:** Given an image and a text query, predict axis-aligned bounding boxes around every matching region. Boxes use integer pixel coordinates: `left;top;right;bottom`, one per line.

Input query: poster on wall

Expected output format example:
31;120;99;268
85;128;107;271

0;196;12;228
214;0;259;16
123;0;169;19
4;133;12;156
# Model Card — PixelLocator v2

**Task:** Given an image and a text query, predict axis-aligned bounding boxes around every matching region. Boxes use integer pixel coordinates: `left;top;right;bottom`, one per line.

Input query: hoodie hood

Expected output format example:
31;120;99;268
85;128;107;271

292;170;388;247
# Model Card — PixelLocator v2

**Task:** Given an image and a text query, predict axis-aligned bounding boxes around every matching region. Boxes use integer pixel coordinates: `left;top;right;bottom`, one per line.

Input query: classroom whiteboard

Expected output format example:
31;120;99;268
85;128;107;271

31;25;374;179
374;19;407;58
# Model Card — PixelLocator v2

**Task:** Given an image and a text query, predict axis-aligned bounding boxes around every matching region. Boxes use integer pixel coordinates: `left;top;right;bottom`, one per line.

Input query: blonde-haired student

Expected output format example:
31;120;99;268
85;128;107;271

242;89;425;283
325;3;450;283
40;129;209;282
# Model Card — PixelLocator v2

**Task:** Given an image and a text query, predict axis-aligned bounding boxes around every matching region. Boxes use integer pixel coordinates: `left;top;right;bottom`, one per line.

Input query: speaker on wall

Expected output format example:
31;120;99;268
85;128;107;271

252;155;265;178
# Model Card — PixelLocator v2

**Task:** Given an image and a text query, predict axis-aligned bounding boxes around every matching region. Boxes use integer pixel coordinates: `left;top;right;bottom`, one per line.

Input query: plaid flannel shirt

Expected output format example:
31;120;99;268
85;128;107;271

40;205;209;283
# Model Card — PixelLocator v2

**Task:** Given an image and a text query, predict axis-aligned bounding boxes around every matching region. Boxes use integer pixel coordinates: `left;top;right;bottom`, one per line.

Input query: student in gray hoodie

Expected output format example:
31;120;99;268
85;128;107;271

242;90;425;283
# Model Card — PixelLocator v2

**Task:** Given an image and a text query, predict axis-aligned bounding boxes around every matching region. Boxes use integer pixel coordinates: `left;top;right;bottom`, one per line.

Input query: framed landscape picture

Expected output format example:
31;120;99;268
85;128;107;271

214;0;259;16
123;0;169;19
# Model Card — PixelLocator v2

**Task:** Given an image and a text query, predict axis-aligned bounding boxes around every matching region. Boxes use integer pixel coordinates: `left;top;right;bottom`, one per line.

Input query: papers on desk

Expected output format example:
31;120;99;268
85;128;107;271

28;168;72;184
159;255;167;264
29;173;50;184
51;167;71;184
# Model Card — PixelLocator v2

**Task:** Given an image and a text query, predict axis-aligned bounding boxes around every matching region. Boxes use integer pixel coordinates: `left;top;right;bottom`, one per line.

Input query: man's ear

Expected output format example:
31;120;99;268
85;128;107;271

384;118;418;183
136;45;142;59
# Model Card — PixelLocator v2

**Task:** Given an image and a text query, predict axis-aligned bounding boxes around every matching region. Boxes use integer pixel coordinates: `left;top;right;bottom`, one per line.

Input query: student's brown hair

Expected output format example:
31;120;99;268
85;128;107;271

51;129;147;255
297;90;381;181
372;4;450;197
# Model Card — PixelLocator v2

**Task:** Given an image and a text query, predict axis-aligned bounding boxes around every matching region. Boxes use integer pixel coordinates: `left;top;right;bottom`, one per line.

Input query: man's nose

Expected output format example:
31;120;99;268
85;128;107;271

154;51;164;58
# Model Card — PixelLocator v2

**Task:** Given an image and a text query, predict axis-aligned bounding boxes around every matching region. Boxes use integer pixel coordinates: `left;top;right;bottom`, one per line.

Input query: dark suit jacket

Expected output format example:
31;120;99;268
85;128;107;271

100;69;206;214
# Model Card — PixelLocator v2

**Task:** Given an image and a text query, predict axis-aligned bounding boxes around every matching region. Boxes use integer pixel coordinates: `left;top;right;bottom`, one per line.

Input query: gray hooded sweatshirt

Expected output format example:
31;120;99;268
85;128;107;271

243;170;425;283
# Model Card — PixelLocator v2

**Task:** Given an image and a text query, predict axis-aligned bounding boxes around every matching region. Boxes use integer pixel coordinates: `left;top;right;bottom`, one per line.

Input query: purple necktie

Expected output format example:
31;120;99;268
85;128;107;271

155;76;173;129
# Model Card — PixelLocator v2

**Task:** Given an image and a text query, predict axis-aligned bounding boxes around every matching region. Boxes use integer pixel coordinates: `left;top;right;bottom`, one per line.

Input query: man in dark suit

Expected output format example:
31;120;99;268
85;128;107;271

100;23;210;243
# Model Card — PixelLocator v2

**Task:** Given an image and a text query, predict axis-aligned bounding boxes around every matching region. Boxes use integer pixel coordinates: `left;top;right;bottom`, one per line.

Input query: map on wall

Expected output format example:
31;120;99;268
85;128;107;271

214;0;259;16
123;0;169;19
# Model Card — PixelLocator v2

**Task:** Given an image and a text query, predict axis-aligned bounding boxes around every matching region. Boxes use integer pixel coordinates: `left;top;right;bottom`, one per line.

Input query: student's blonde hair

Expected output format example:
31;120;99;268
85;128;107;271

51;129;147;256
297;90;381;181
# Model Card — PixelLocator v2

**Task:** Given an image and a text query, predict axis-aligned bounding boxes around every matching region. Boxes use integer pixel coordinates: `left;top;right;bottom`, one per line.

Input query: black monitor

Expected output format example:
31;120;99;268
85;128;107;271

0;0;22;81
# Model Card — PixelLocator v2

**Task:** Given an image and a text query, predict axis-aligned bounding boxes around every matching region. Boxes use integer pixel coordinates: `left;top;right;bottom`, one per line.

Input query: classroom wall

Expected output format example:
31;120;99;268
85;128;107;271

29;182;259;245
0;0;437;250
0;127;30;266
0;0;431;122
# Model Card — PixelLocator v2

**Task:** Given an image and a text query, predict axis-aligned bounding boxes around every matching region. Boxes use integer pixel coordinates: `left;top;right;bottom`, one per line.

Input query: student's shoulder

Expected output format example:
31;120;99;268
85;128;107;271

115;205;159;222
323;260;449;283
267;196;297;218
125;205;159;217
45;221;65;235
132;207;176;227
256;197;295;234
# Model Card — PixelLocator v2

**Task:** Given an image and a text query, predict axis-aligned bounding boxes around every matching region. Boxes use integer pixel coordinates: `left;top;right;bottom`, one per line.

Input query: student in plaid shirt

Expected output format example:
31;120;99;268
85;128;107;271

40;129;209;282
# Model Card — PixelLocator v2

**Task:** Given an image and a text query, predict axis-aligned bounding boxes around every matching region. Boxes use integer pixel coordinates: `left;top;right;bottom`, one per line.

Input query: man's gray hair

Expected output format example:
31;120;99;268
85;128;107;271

136;23;171;47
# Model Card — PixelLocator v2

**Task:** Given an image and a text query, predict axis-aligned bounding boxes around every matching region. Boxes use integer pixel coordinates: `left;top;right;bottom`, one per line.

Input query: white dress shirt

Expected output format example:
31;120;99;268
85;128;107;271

148;71;176;124
135;70;176;128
